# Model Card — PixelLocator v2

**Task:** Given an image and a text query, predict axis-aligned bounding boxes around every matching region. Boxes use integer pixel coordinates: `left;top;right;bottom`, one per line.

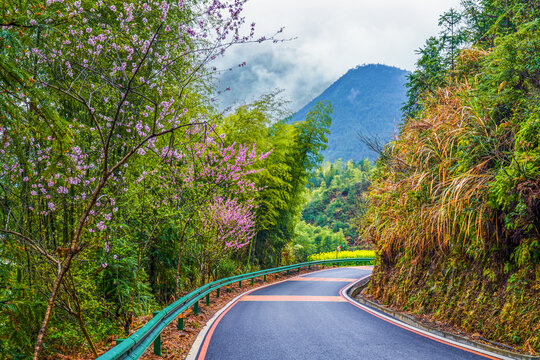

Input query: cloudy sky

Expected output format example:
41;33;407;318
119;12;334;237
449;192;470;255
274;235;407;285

215;0;461;112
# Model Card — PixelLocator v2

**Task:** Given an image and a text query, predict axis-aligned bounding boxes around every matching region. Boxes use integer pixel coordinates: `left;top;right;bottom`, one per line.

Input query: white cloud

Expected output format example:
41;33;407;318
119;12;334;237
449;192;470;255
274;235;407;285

215;0;461;111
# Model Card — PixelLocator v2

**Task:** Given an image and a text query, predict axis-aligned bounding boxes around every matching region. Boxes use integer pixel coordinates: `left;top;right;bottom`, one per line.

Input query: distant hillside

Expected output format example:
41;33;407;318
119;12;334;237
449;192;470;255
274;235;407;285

291;64;409;162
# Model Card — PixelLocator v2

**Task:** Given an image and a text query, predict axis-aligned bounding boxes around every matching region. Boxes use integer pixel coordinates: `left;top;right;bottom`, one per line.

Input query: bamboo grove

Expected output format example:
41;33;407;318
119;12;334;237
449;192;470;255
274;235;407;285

0;1;332;358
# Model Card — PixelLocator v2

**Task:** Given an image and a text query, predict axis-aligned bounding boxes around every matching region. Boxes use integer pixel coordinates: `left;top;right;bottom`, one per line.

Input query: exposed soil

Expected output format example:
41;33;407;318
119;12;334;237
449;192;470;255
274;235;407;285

56;266;327;360
359;291;536;356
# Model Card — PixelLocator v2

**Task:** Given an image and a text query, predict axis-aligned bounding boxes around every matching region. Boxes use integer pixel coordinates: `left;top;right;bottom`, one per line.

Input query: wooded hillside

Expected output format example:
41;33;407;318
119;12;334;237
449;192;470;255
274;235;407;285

363;0;539;353
291;64;408;162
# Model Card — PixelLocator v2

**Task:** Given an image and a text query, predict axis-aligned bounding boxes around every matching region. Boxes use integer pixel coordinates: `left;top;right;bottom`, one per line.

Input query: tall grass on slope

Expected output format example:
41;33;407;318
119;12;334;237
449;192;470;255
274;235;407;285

361;24;540;352
363;85;498;265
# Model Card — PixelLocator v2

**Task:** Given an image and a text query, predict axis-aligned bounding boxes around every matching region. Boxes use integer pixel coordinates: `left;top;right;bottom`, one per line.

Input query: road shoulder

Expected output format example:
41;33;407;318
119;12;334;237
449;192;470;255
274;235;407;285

343;278;540;360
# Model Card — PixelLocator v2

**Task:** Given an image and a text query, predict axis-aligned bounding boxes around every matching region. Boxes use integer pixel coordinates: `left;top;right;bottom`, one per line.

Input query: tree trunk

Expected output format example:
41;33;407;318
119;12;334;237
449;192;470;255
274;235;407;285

32;256;72;360
76;312;98;359
70;286;98;359
33;178;107;360
175;245;184;298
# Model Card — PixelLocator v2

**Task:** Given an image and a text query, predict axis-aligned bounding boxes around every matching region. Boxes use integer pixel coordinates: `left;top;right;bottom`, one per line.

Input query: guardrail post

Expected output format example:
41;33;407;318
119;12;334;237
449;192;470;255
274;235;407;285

238;280;242;288
152;311;162;356
177;313;184;330
206;293;210;306
96;258;375;360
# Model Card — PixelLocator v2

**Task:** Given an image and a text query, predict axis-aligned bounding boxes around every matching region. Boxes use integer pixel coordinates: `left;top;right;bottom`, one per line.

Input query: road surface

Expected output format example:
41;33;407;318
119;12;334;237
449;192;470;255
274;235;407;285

194;267;502;360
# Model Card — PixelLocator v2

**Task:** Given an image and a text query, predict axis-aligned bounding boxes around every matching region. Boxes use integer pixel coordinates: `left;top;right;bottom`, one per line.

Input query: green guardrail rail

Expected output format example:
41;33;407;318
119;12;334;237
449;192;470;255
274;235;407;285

97;257;374;360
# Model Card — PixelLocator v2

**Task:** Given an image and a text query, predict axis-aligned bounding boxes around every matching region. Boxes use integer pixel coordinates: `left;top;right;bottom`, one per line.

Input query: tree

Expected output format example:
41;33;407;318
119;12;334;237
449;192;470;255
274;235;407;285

216;98;332;268
0;0;268;358
438;8;466;70
193;196;256;282
402;37;446;118
253;101;332;266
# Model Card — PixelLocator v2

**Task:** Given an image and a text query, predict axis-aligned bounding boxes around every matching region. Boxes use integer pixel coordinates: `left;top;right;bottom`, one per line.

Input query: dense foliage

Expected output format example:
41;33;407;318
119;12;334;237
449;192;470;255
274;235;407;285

302;159;372;243
364;0;539;352
0;1;331;359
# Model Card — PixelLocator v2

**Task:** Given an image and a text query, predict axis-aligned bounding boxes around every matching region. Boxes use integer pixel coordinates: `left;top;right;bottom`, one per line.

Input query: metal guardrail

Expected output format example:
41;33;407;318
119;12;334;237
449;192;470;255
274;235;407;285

97;257;374;360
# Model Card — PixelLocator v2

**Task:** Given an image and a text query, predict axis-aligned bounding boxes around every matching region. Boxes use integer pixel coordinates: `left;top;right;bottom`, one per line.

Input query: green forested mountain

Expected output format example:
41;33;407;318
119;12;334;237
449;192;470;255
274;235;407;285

302;160;371;244
363;1;539;353
288;159;372;262
290;64;408;162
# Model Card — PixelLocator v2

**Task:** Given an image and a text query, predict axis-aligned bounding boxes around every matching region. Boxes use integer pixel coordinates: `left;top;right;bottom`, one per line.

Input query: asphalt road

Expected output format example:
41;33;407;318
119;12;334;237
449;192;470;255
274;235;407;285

195;267;500;360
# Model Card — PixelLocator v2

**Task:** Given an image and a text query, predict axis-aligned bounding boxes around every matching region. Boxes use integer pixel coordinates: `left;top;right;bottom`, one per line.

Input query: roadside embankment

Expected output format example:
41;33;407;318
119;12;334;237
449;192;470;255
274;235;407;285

362;258;539;356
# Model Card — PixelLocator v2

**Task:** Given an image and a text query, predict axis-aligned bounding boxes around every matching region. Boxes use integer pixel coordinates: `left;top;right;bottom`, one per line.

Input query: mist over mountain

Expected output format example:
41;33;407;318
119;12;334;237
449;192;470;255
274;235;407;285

216;47;334;112
291;64;409;162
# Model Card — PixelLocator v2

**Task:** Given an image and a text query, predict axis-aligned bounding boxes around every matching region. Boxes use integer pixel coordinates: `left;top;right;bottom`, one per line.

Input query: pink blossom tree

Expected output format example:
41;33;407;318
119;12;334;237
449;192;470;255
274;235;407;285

193;196;256;282
0;0;282;358
141;124;270;295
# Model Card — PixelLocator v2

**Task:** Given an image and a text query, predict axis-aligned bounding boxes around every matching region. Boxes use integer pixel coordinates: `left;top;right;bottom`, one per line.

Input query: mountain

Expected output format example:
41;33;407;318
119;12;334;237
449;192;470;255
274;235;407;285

290;64;409;162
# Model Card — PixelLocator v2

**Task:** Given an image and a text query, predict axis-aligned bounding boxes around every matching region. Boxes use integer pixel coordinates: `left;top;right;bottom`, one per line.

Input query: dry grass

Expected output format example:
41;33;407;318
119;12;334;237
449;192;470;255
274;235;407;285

364;85;498;263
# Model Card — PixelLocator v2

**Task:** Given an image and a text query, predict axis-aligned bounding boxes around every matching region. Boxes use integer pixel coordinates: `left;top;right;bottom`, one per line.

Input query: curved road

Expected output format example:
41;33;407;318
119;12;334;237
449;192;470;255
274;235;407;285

193;267;503;360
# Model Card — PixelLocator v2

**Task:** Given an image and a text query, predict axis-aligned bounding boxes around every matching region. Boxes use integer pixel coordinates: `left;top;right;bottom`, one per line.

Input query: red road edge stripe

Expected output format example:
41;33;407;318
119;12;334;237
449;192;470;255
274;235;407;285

196;293;241;360
195;267;335;360
339;281;501;360
288;277;359;282
241;295;347;302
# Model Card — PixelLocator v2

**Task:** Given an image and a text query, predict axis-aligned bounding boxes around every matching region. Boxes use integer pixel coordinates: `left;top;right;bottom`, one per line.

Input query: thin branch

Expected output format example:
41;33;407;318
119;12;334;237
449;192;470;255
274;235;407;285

0;229;60;265
37;78;106;151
